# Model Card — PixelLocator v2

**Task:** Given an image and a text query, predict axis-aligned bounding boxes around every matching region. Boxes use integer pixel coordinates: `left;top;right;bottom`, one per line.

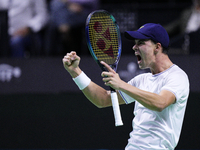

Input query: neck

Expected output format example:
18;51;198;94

150;53;173;75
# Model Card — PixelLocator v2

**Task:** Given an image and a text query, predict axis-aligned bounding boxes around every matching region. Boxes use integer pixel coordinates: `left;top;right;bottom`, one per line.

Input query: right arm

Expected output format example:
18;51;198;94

62;51;125;108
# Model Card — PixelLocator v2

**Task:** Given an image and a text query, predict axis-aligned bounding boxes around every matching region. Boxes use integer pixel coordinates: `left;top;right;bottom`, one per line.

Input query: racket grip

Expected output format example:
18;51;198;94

111;91;123;126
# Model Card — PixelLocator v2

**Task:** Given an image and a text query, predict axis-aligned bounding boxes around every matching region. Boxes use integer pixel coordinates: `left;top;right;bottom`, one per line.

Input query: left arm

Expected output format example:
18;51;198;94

118;83;175;112
101;61;176;112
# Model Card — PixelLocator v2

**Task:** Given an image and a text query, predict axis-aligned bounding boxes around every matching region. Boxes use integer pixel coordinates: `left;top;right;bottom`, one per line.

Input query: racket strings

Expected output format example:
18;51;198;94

88;13;120;64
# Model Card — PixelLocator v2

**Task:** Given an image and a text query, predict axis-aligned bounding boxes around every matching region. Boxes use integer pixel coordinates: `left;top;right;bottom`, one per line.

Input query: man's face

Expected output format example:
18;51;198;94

132;39;157;69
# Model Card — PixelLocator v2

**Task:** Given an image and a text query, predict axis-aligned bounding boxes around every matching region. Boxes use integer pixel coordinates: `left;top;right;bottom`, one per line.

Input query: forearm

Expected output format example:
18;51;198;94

70;69;112;108
119;83;166;111
82;82;112;108
63;52;116;109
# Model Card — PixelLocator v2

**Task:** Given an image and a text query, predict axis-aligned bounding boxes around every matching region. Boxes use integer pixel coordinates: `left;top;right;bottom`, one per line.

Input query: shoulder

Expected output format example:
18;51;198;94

162;65;189;103
164;65;189;87
169;65;189;82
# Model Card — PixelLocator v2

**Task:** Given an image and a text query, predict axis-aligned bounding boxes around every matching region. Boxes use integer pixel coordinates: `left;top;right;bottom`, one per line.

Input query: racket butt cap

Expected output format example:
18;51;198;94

115;121;123;126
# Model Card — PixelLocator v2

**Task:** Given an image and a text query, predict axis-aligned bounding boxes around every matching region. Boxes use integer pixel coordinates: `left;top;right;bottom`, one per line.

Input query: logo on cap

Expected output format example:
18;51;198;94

139;26;144;29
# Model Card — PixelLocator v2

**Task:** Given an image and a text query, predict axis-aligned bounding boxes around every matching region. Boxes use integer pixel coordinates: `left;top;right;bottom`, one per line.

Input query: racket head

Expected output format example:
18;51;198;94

85;10;122;71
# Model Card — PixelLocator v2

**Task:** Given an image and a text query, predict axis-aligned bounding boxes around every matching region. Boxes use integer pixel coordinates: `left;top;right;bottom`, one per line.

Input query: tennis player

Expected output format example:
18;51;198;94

63;23;190;150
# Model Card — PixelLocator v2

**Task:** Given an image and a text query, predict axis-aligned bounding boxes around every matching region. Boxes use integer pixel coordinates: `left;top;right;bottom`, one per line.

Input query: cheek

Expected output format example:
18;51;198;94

146;48;154;56
143;51;154;62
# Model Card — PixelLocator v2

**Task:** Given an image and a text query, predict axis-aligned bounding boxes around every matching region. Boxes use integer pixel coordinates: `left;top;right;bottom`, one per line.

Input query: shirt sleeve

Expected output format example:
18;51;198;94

119;90;136;104
161;70;189;104
119;78;137;104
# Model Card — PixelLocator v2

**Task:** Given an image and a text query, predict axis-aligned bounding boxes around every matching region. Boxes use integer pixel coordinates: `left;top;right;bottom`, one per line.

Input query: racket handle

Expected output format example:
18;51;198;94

111;91;123;126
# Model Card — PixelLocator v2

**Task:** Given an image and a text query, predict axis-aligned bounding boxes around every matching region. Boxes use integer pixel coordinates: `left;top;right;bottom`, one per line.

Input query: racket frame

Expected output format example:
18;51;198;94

85;10;122;72
85;10;123;126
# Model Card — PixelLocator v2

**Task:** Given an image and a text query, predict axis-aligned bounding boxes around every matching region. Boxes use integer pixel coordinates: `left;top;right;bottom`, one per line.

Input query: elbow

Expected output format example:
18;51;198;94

156;107;164;112
150;106;163;112
92;100;105;108
96;103;108;109
150;107;163;112
96;105;104;109
154;104;166;112
96;104;104;108
147;101;166;112
143;102;166;112
95;101;110;109
152;98;168;112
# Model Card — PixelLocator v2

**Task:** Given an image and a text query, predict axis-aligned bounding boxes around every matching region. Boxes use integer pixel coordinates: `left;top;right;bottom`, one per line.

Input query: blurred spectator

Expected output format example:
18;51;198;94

45;0;99;56
165;0;200;37
0;0;49;58
164;0;200;54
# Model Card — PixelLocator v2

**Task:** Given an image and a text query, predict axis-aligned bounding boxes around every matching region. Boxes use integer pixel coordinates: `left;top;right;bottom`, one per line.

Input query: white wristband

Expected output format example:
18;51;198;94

73;71;91;90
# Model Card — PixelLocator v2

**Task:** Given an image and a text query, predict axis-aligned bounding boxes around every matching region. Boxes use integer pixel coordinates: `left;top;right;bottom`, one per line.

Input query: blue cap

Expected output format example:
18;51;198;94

125;23;169;49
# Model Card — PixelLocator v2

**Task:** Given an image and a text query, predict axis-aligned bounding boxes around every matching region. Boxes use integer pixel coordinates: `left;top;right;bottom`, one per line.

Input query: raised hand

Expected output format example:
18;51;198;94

100;61;124;90
62;51;82;77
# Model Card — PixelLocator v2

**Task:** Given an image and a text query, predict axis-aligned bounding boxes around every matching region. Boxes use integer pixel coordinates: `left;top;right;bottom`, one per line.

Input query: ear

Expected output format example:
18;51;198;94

154;43;162;54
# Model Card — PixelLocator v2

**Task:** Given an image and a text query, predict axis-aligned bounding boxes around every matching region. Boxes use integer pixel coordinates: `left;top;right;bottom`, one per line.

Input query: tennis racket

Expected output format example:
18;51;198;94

85;10;123;126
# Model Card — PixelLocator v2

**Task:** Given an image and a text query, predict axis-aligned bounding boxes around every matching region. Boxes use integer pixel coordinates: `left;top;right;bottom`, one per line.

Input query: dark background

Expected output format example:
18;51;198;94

0;92;199;149
0;55;199;150
0;0;200;150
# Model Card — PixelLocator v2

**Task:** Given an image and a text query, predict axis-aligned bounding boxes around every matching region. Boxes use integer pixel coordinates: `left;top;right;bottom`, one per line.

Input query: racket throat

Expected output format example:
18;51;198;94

110;87;116;92
98;61;117;72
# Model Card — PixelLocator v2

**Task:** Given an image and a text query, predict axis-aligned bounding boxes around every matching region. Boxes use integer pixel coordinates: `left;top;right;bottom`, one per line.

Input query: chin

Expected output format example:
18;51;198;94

139;64;148;70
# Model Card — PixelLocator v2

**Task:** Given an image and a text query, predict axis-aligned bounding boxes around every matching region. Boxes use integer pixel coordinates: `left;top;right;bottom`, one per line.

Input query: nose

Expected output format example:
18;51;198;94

132;44;138;52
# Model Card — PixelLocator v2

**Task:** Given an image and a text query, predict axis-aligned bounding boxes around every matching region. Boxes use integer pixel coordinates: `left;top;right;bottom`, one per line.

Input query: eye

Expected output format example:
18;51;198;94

137;40;144;45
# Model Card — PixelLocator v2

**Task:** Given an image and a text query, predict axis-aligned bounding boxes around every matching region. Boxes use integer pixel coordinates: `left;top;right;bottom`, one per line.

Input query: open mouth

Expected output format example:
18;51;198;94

136;55;142;62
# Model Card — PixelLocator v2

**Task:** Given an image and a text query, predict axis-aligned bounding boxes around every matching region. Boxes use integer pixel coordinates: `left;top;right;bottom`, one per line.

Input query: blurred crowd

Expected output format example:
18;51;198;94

164;0;200;54
0;0;199;58
0;0;99;58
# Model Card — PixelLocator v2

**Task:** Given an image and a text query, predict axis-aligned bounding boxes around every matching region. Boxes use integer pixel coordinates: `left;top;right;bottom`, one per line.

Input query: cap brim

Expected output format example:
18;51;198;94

124;31;150;40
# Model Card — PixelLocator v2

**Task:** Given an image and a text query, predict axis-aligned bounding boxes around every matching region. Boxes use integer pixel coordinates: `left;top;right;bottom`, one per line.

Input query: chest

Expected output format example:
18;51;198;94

137;75;166;94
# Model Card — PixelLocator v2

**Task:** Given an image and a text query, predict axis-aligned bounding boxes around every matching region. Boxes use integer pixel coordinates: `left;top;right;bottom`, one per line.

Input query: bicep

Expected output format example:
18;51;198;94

159;90;176;107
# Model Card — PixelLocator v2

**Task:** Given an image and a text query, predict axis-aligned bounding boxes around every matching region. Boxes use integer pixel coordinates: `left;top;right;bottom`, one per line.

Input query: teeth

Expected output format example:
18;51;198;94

135;53;140;56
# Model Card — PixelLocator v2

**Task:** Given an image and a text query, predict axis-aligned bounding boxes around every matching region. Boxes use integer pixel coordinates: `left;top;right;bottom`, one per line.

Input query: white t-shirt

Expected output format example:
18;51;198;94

119;64;190;150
